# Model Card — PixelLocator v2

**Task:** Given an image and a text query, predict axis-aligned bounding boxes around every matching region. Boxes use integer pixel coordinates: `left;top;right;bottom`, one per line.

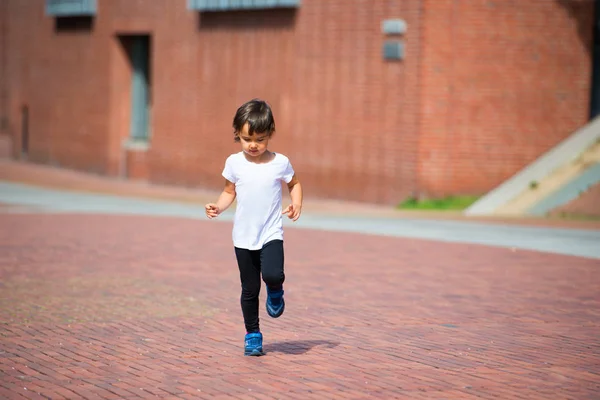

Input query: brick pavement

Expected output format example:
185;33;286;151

1;213;599;399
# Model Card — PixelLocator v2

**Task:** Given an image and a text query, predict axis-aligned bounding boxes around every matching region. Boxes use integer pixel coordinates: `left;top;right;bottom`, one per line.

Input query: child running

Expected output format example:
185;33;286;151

205;99;303;356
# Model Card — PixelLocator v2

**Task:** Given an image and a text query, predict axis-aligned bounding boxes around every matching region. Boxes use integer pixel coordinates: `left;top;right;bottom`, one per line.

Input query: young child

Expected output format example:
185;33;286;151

205;99;303;356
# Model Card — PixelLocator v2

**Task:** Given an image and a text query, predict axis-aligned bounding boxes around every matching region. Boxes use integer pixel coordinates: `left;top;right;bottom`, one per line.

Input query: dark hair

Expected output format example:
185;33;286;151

232;99;276;142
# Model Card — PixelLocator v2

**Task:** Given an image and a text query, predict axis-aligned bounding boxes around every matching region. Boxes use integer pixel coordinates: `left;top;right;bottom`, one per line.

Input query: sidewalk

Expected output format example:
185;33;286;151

1;158;599;229
1;163;600;260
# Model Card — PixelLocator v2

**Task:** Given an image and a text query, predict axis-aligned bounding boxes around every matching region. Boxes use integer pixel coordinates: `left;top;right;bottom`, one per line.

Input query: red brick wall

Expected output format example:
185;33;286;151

418;0;594;197
0;0;8;141
3;1;27;158
3;0;595;205
133;0;424;204
5;0;113;172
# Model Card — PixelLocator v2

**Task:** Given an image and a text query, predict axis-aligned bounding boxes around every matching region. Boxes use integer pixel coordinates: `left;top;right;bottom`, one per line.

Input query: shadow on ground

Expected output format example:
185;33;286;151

264;340;339;355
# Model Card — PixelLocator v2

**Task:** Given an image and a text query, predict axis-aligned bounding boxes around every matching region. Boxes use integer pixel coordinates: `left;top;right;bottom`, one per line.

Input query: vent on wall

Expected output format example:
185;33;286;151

383;41;405;61
46;0;97;17
188;0;300;11
381;18;407;61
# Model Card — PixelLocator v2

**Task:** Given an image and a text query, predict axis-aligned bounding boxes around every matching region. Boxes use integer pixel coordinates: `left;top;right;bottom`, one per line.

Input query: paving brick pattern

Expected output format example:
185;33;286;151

1;213;599;399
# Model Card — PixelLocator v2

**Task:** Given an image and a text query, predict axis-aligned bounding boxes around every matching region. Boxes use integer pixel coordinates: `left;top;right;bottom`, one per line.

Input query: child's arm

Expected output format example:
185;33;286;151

283;175;303;221
205;179;236;219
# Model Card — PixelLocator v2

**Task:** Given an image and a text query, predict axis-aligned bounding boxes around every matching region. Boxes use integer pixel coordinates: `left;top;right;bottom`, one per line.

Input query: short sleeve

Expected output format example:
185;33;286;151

282;159;295;183
222;156;237;183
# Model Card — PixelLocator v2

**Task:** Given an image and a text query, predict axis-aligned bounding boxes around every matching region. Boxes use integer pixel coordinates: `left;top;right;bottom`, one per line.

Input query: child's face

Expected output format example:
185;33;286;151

237;123;270;159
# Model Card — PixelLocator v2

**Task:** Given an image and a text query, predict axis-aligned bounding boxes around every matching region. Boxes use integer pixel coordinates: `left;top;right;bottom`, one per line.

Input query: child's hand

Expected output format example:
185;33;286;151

283;204;302;221
205;203;220;219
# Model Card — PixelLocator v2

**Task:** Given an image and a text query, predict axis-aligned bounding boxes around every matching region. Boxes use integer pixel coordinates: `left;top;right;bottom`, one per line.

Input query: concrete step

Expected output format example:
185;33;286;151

465;117;600;216
496;140;600;216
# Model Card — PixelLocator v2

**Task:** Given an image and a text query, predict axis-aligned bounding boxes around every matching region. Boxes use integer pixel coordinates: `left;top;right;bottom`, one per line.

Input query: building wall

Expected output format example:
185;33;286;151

4;0;113;172
418;0;594;197
116;0;423;204
2;0;595;205
0;0;8;139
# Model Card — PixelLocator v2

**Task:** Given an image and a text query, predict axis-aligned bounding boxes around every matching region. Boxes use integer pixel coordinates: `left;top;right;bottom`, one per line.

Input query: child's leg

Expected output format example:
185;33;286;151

261;240;285;318
260;240;285;290
234;247;262;333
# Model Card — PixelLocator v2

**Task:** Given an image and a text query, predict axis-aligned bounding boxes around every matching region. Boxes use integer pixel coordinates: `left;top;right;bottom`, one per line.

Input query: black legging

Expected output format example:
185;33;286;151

234;239;285;333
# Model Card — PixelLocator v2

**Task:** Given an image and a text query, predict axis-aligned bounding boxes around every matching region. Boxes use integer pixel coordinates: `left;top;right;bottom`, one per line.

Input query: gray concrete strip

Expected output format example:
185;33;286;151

0;181;217;218
1;181;599;260
288;215;600;260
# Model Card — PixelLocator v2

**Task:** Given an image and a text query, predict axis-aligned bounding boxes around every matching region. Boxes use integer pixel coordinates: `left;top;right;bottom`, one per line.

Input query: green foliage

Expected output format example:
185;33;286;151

529;180;539;189
398;195;480;211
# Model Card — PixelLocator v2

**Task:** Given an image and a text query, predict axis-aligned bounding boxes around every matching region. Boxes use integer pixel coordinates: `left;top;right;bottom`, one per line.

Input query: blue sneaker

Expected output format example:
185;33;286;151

244;332;264;356
266;288;285;318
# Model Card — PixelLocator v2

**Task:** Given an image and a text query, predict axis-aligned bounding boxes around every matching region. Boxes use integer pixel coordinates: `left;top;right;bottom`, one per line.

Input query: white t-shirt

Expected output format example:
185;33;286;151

222;151;295;250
